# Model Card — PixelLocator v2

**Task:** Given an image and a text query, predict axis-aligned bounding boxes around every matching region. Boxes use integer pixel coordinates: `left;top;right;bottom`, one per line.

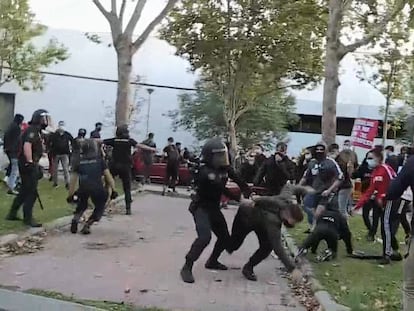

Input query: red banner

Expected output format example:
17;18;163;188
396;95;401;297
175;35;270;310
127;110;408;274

351;118;379;149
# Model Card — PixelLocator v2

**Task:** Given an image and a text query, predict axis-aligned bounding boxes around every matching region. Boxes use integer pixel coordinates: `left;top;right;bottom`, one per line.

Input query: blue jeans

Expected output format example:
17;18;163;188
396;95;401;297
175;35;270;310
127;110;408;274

7;156;19;190
338;188;353;217
303;194;315;225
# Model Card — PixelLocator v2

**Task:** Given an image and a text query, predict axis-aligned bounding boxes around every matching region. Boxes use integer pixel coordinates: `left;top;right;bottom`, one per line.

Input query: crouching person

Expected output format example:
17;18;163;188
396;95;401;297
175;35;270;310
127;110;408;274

227;185;307;282
296;207;353;261
67;139;116;234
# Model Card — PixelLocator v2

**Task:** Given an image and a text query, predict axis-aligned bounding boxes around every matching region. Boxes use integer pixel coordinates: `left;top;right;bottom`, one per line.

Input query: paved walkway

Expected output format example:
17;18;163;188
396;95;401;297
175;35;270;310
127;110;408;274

0;194;304;311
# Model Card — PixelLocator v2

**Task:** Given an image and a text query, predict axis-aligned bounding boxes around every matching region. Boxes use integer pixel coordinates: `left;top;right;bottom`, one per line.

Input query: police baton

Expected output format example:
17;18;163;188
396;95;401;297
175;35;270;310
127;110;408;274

36;190;45;210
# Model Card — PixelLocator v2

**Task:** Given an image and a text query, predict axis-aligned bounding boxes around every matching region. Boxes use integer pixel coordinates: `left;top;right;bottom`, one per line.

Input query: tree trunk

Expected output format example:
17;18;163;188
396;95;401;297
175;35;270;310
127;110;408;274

382;95;391;148
321;0;343;145
115;45;133;126
228;120;237;165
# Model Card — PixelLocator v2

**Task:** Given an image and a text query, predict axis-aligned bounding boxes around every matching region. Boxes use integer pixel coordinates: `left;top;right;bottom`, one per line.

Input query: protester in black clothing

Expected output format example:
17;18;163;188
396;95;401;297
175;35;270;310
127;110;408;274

104;126;137;215
162;137;180;195
228;185;307;282
180;138;251;284
71;128;87;167
352;152;379;241
239;156;256;183
254;142;296;195
253;144;266;170
299;142;344;218
6;109;51;227
90;122;102;139
183;147;190;161
3;114;24;194
176;142;182;159
67;139;116;234
141;132;156;184
385;145;399;173
49;121;73;189
297;207;353;260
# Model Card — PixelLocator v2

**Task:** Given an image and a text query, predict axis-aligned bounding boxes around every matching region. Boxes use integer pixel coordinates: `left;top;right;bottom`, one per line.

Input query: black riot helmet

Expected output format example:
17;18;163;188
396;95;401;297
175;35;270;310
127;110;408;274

200;138;230;169
80;139;99;160
116;125;129;138
30;109;50;129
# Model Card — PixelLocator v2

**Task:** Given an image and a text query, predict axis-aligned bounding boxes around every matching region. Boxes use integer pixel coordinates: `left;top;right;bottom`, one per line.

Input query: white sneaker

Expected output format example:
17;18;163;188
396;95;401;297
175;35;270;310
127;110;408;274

3;176;8;184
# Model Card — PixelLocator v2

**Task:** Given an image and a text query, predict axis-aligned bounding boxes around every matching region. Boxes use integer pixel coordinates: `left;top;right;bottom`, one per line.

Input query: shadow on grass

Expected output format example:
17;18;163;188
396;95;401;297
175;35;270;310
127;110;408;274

288;216;403;311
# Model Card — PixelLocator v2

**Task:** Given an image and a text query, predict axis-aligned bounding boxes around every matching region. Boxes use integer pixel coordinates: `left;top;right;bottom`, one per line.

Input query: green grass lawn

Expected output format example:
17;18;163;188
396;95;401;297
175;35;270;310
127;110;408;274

0;173;126;235
25;289;165;311
288;216;404;311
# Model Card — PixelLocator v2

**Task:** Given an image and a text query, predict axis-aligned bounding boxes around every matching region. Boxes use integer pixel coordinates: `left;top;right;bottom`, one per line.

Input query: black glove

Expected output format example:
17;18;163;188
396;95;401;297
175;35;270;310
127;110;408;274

111;190;119;200
66;195;74;204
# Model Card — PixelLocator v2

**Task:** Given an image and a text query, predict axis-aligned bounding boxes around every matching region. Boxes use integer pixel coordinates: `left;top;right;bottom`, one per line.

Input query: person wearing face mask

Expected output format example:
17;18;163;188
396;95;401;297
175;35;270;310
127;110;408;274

49;121;73;189
352;151;380;241
299;142;344;220
6;109;51;227
90;122;103;139
354;149;402;264
254;142;296;196
239;152;256;183
253;144;266;169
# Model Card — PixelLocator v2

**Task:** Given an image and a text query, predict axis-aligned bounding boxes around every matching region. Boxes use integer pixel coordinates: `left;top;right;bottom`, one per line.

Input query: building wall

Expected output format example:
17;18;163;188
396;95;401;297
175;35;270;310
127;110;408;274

0;93;15;135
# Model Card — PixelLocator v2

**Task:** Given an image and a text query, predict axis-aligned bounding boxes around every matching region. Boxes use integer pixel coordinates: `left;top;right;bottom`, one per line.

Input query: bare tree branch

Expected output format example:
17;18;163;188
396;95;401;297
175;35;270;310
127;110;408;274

125;0;147;36
119;0;127;25
133;0;179;51
92;0;111;20
341;1;406;55
111;0;117;14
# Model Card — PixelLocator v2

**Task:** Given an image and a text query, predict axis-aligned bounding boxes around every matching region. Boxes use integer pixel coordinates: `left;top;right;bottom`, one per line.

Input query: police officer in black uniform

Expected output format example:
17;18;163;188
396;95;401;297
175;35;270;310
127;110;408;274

67;139;116;234
180;138;252;284
6;109;50;227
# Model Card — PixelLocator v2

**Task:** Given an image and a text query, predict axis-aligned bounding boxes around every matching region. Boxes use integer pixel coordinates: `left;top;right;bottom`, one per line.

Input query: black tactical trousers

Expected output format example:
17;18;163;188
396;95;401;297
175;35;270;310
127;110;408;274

165;161;179;189
9;163;39;223
362;200;381;237
73;188;108;222
300;224;338;253
186;207;230;264
110;163;132;207
227;207;272;267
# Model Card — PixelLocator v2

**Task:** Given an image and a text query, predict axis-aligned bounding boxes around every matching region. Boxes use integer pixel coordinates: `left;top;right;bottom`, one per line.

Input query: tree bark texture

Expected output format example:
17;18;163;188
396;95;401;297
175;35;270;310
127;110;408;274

228;120;237;166
321;0;343;145
116;41;132;126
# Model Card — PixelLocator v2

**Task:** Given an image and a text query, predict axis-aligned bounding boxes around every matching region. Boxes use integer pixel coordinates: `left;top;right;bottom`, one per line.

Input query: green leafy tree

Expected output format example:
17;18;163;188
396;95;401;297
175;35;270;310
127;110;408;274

357;15;412;146
160;0;325;153
167;78;298;150
0;0;68;90
321;0;414;144
92;0;178;126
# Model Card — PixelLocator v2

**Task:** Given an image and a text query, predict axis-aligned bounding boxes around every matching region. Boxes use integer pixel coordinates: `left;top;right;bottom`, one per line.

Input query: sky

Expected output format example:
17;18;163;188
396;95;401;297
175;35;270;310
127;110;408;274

1;0;389;148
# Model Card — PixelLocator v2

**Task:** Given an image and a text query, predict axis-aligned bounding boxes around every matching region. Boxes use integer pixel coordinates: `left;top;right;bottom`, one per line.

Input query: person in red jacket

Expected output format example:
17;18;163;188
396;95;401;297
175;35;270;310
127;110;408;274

354;148;402;264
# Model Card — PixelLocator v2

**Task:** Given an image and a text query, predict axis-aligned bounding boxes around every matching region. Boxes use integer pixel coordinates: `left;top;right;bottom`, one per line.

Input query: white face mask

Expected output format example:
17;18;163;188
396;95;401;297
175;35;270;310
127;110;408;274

343;145;350;150
366;159;378;169
58;126;65;131
305;154;312;160
248;159;255;165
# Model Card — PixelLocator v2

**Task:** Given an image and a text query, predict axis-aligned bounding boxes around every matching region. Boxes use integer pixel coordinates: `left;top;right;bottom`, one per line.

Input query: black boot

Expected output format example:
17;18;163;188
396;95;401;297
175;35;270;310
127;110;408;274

180;261;195;283
205;260;228;270
5;214;21;221
23;219;42;228
126;203;131;215
366;233;375;242
242;263;257;281
377;256;391;265
70;219;78;234
390;252;403;261
80;224;91;235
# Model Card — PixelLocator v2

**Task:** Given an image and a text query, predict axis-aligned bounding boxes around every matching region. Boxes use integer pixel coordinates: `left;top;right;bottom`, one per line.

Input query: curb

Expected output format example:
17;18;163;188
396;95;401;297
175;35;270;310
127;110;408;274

0;190;141;248
0;288;105;311
281;228;350;311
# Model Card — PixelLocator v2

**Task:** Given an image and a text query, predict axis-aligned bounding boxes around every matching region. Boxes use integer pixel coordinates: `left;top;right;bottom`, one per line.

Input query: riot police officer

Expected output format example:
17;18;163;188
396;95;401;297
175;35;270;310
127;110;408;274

103;125;137;215
180;138;251;283
6;109;51;227
67;139;116;234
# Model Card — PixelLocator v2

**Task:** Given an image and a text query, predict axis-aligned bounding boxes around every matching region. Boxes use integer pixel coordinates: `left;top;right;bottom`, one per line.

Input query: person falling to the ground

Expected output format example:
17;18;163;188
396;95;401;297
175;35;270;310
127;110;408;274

180;138;252;284
226;185;308;283
67;139;117;235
